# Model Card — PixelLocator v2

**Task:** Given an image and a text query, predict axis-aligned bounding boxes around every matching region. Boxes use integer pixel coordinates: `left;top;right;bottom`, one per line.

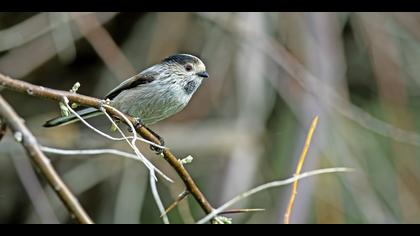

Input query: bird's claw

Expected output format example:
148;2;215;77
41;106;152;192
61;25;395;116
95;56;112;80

129;119;165;155
150;136;165;155
144;126;165;155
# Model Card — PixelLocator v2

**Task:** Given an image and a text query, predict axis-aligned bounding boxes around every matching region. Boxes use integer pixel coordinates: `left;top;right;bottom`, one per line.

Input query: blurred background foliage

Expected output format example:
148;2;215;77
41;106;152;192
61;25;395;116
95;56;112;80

1;12;420;224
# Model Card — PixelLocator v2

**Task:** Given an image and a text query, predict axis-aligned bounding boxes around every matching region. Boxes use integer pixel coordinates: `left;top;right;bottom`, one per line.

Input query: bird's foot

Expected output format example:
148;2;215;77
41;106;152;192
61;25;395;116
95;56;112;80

129;119;165;154
146;127;165;155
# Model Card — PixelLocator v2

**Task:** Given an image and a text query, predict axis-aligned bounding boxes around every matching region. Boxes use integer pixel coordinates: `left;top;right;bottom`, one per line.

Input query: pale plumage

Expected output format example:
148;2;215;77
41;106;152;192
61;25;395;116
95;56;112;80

44;54;209;127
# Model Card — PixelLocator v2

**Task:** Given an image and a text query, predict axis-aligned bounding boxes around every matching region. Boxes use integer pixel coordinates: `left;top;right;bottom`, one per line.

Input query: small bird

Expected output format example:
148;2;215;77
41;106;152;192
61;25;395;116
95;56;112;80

44;54;209;149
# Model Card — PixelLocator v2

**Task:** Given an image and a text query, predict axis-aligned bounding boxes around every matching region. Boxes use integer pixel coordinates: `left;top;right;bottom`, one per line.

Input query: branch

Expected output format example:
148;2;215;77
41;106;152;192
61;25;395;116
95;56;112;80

161;189;190;218
150;169;170;224
0;94;93;224
284;116;319;224
196;167;354;224
60;98;170;182
219;208;265;215
41;146;150;161
0;73;215;216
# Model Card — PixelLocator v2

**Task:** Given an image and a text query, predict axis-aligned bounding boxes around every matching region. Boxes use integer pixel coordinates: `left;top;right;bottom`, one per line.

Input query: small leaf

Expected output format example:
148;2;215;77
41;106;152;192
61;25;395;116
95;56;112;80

59;102;70;117
214;216;232;224
110;123;118;132
70;82;81;93
179;155;194;165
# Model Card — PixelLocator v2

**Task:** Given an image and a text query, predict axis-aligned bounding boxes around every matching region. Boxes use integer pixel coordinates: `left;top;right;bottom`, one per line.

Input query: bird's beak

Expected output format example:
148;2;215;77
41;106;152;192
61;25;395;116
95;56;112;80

196;71;209;78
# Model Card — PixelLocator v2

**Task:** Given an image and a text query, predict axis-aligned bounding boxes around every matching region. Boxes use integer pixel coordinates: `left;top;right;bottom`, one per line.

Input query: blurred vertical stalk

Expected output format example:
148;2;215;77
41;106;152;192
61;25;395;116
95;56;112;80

357;12;420;222
49;12;77;64
10;151;59;224
25;158;125;223
113;163;148;224
276;12;336;223
146;12;191;64
218;13;270;222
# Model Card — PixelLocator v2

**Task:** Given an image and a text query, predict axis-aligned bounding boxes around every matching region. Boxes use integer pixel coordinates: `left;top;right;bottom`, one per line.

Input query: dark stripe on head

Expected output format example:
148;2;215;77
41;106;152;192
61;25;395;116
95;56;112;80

162;54;199;65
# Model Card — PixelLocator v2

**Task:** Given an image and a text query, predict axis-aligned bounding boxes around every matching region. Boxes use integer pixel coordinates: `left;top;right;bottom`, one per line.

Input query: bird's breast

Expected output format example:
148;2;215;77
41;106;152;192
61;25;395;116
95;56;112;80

183;80;197;95
111;77;202;125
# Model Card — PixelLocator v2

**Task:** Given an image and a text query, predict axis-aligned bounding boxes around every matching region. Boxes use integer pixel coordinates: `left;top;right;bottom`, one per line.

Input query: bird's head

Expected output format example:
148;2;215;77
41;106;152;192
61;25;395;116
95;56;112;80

161;54;209;80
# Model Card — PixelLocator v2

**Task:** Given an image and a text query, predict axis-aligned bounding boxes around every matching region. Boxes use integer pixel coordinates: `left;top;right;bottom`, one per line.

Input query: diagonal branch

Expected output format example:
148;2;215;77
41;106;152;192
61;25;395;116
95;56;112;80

219;208;265;215
284;116;319;224
0;94;93;224
161;189;190;218
0;73;215;216
71;12;136;81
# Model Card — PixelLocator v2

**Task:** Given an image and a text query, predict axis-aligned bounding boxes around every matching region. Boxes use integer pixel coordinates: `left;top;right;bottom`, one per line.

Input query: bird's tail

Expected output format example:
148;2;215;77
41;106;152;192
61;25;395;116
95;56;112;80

43;107;103;128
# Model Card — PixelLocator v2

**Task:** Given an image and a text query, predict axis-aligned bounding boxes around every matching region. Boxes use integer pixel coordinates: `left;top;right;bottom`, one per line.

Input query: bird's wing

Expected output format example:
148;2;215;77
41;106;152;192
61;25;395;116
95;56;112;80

105;69;158;100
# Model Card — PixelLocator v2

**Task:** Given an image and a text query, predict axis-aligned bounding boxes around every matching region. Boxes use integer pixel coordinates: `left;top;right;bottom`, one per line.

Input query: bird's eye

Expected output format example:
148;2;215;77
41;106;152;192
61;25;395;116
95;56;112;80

185;64;193;72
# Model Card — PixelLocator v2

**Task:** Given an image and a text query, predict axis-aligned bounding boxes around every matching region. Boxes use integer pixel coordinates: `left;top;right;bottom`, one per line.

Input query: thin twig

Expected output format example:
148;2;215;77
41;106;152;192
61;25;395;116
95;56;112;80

102;105;174;221
61;97;122;141
284;116;319;224
62;97;162;181
196;167;354;224
61;94;165;150
99;104;165;181
150;169;170;224
41;146;137;158
161;189;190;218
104;102;171;222
41;146;146;161
0;73;215;217
0;95;93;224
219;208;265;215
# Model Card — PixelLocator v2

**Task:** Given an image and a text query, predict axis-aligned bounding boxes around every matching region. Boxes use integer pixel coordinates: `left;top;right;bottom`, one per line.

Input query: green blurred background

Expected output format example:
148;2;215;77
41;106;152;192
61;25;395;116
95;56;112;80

1;12;420;224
